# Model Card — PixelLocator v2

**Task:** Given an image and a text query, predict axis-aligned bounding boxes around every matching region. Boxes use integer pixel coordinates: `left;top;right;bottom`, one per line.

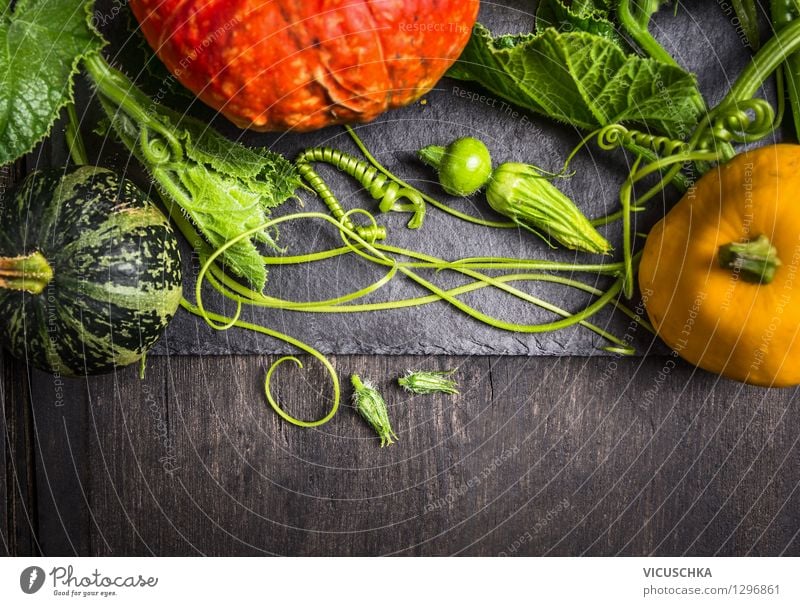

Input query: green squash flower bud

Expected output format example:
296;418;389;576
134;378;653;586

418;137;493;196
398;370;459;395
487;162;612;255
418;136;611;255
351;374;397;447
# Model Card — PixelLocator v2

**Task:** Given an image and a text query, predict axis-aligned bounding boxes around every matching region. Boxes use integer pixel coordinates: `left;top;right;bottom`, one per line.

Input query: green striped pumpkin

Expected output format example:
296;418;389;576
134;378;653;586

0;166;182;376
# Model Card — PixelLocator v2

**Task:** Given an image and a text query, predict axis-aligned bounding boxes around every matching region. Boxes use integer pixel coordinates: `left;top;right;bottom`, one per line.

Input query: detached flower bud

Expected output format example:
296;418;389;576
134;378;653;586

418;136;610;255
398;370;459;395
418;137;493;197
487;162;612;255
351;374;397;447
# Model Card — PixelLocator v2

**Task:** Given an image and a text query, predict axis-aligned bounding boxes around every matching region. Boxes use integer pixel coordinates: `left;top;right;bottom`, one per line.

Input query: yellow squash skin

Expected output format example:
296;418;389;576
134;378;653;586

640;144;800;387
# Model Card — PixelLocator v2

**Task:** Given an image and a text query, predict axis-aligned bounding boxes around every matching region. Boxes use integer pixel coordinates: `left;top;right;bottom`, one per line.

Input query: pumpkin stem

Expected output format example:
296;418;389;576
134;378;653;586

718;235;782;284
417;145;446;171
0;251;54;295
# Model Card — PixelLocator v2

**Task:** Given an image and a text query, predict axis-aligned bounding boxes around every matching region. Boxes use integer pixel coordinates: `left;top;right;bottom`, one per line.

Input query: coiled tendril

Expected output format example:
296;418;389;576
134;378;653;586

139;126;177;166
698;98;778;154
178;210;643;429
296;147;426;237
597;124;690;157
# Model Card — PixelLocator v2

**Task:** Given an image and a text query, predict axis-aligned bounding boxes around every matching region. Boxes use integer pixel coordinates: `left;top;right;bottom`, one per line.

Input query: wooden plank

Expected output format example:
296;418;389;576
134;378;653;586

28;369;93;555
0;351;8;557
84;360;188;556
0;356;40;556
77;355;494;555
458;357;800;556
1;162;14;555
1;159;41;557
1;163;12;555
31;353;798;556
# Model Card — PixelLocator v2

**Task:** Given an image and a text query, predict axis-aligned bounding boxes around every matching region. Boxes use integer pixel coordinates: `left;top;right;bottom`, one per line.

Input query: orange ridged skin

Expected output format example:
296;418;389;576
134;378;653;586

129;0;479;132
639;144;800;387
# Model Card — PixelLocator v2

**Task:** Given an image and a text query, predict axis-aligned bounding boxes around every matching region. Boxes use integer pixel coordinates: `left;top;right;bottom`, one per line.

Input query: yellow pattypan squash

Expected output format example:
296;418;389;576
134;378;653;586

640;144;800;387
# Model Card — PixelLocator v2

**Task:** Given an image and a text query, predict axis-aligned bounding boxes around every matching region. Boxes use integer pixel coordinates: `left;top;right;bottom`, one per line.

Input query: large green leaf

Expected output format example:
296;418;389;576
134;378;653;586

536;0;621;44
97;87;302;291
0;0;103;165
449;24;703;138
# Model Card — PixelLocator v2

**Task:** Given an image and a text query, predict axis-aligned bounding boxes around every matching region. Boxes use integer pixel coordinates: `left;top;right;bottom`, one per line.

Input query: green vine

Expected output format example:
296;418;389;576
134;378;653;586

172;16;800;436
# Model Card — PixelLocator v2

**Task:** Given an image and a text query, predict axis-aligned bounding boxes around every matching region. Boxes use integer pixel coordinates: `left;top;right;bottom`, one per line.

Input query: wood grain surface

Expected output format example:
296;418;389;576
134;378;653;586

3;352;799;556
2;161;41;558
2;146;799;557
2;44;799;557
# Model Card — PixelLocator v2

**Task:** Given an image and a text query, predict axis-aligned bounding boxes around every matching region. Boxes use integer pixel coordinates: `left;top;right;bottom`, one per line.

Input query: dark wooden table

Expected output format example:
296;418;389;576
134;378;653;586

2;158;800;558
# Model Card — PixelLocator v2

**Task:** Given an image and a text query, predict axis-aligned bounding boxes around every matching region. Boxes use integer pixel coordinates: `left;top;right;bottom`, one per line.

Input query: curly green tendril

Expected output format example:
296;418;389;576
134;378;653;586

175;18;800;432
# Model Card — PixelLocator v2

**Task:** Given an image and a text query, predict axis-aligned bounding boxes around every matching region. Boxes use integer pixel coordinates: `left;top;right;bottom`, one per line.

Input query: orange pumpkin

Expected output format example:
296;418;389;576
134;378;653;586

640;144;800;387
129;0;479;132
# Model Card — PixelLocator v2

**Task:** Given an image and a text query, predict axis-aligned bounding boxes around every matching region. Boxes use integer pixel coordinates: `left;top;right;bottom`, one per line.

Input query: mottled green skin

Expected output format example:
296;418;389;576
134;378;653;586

0;166;183;376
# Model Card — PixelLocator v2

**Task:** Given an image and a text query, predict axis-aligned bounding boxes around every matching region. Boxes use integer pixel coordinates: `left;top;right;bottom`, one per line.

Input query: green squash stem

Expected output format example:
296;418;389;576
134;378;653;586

0;251;54;295
719;235;782;284
417;145;446;170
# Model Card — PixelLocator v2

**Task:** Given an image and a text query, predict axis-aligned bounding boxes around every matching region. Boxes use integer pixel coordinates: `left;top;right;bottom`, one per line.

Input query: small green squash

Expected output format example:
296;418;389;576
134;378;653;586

0;166;182;376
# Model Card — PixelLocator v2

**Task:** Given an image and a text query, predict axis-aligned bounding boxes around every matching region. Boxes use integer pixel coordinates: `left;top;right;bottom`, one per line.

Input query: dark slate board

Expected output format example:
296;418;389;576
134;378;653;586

82;1;778;356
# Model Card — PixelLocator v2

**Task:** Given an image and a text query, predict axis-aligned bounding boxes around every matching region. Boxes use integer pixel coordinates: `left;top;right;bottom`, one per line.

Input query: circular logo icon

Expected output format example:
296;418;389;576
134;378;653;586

20;566;45;594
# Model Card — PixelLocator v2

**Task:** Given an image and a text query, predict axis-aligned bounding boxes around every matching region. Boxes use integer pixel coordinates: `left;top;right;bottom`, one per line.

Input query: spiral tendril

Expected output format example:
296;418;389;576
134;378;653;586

698;98;777;151
139;127;174;166
137;122;186;168
296;147;426;233
596;124;690;157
